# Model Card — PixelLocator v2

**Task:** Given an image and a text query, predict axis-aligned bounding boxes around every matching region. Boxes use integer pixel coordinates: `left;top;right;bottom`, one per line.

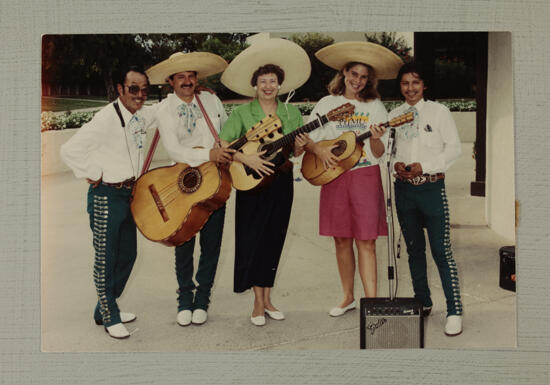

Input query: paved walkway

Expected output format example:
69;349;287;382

41;143;516;351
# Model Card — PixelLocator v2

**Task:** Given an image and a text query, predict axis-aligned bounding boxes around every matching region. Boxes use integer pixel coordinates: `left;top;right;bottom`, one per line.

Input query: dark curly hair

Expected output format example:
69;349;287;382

114;65;149;87
396;61;430;100
250;64;285;87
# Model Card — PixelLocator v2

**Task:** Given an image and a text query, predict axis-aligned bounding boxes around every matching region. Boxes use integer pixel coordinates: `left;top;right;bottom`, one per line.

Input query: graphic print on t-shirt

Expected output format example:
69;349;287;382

336;111;372;167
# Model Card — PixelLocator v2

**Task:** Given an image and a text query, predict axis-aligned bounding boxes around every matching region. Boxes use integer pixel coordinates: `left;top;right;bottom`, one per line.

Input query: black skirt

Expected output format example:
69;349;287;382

233;169;294;293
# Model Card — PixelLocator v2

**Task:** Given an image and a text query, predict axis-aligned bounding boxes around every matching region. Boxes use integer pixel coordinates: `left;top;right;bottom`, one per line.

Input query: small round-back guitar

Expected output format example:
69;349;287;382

301;111;414;186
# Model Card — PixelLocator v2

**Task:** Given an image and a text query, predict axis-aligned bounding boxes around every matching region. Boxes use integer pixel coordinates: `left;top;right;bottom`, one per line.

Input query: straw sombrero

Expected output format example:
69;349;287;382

315;41;403;80
146;52;228;85
221;38;311;97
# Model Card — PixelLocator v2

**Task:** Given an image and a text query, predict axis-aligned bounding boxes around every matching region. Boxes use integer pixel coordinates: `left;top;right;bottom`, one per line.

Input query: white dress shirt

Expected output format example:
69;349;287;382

389;99;462;174
60;98;157;183
307;95;388;170
156;92;227;167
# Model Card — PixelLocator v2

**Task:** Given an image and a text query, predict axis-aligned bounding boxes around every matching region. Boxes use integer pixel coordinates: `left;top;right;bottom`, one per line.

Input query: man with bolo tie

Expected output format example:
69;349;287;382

146;52;233;327
389;62;463;336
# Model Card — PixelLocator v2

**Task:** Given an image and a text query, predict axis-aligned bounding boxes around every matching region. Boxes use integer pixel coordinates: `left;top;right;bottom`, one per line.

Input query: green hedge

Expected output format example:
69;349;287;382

41;111;97;132
41;99;476;131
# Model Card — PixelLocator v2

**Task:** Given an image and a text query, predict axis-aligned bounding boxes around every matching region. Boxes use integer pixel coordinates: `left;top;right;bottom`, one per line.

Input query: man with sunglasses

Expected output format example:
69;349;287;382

146;52;233;327
61;66;157;339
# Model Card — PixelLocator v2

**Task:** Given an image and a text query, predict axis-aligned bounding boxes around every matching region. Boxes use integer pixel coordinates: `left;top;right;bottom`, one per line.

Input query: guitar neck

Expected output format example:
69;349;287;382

269;114;329;151
355;120;392;142
228;135;248;151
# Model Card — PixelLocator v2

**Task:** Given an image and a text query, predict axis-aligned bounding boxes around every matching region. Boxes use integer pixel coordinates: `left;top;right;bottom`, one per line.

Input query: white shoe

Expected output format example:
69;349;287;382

95;312;136;325
445;315;463;336
265;309;285;320
250;315;266;326
105;323;130;339
329;300;357;317
177;310;192;326
192;309;208;325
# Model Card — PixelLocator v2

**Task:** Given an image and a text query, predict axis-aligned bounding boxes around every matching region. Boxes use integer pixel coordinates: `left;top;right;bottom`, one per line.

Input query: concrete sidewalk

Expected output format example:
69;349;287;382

41;143;516;352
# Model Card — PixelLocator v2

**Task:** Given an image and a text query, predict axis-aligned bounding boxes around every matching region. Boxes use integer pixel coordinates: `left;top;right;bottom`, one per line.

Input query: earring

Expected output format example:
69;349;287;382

277;85;281;89
254;86;257;90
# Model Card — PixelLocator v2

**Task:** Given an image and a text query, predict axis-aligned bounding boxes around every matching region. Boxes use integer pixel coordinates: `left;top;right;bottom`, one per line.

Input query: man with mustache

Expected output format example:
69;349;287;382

60;66;157;339
147;52;234;327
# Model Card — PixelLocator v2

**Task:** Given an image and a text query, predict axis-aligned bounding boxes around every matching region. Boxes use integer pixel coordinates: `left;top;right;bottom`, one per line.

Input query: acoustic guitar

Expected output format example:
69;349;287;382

301;111;414;186
129;116;282;247
229;103;356;191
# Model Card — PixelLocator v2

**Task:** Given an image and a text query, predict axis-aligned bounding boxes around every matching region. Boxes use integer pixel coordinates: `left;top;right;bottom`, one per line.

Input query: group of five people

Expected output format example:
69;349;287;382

60;37;463;341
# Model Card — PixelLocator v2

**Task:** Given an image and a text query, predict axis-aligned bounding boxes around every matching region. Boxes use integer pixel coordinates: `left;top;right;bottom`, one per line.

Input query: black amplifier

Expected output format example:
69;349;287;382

360;297;424;349
499;246;516;292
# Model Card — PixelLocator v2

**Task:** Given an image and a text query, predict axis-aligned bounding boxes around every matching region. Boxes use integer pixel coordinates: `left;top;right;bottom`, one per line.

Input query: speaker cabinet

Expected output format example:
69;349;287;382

360;297;424;349
499;246;516;292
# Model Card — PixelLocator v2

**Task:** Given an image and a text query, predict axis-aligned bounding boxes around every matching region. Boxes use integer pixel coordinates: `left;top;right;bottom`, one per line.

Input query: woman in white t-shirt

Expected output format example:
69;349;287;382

303;42;403;317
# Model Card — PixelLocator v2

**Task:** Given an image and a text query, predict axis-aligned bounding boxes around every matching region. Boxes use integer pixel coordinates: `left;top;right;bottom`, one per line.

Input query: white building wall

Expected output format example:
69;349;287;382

486;32;516;241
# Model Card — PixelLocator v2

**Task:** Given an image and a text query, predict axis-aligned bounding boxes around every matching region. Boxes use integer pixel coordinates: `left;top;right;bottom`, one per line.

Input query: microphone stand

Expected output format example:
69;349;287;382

384;127;398;300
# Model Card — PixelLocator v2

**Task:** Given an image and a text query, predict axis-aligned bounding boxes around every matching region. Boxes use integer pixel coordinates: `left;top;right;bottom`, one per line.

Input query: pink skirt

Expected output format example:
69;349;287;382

319;165;388;240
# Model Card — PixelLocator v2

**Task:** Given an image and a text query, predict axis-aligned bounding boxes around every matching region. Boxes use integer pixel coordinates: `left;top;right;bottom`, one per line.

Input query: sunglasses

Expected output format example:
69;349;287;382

125;84;149;95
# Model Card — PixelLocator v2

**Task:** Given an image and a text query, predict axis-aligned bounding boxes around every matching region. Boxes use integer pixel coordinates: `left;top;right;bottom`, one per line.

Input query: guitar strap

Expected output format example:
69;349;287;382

116;97;159;177
113;101;125;127
115;101;149;178
141;128;160;176
195;93;222;148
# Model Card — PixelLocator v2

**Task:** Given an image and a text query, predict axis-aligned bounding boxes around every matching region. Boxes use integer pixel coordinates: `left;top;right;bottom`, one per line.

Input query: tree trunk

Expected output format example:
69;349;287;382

104;70;116;102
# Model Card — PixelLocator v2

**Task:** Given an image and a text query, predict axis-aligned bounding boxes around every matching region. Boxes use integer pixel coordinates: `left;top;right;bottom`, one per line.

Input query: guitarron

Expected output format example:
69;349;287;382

301;111;414;186
130;116;282;246
230;103;356;191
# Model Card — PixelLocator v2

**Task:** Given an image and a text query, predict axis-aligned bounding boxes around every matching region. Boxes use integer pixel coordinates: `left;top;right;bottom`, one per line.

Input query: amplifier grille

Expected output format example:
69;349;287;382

363;315;422;349
360;298;424;349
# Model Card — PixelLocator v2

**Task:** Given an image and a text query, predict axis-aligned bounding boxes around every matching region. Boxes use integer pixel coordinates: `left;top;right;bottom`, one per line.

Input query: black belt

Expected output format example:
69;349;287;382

101;177;135;189
396;173;445;186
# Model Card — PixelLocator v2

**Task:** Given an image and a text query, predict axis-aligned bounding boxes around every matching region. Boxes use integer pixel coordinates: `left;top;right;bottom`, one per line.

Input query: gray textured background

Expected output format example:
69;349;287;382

1;0;549;383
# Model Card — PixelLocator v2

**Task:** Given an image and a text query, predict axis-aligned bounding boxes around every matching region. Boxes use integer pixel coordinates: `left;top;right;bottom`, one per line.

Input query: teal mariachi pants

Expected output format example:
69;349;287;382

175;205;226;312
394;179;463;316
87;184;137;327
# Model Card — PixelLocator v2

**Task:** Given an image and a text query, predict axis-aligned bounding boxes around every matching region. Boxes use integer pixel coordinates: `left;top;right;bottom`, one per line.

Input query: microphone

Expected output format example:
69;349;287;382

389;127;398;157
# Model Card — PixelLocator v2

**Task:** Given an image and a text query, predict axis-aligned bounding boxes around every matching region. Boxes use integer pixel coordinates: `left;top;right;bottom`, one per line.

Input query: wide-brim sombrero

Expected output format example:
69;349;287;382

221;38;311;97
146;52;228;85
315;41;403;80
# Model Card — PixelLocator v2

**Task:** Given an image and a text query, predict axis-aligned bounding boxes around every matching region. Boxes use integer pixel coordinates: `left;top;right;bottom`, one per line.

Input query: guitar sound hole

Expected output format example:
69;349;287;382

261;143;273;157
178;168;202;193
332;140;347;156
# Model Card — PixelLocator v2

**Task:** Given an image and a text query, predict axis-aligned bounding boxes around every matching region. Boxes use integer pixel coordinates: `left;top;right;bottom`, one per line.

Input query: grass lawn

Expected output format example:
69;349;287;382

41;96;109;112
41;95;165;112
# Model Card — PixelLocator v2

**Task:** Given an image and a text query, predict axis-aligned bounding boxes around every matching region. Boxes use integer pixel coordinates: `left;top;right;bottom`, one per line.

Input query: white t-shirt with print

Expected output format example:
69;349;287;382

307;95;388;170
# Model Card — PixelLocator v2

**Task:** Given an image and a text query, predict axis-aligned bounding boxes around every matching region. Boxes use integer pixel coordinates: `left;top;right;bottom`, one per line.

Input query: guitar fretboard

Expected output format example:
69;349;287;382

355;113;412;142
228;135;248;150
267;114;329;153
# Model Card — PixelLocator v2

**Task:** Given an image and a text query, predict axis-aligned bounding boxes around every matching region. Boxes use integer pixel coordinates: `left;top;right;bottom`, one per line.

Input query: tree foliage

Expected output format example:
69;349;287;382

364;32;412;63
42;35;147;101
42;33;252;100
289;33;335;102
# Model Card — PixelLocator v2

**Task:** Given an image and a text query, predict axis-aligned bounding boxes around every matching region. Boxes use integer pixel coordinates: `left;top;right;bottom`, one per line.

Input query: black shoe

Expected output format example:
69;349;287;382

422;306;432;317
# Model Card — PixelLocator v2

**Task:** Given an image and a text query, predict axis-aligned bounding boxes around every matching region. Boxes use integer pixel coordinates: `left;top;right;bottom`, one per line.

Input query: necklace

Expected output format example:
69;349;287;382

113;102;140;179
122;122;139;179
